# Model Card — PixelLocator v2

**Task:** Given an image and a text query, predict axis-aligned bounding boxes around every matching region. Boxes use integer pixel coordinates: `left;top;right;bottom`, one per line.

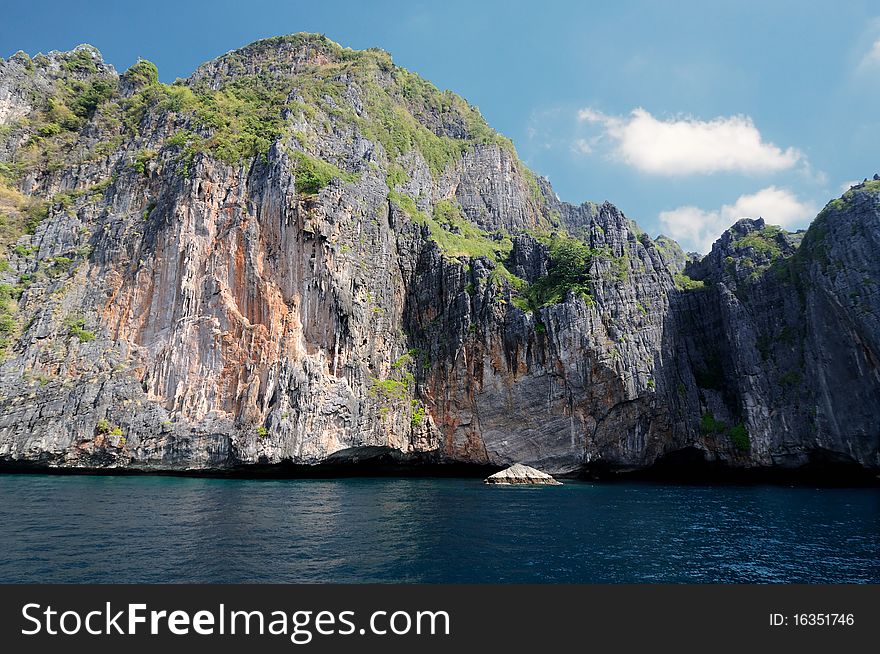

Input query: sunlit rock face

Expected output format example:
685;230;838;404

485;463;562;485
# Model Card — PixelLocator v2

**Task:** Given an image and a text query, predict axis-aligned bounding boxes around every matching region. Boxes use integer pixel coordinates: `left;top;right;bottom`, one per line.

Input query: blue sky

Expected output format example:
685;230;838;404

2;0;879;251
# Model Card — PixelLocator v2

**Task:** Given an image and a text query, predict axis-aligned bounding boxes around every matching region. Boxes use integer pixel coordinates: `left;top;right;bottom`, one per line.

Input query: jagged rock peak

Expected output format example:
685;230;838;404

178;32;515;165
0;44;117;126
687;217;800;285
654;234;688;273
187;32;390;88
2;44;115;77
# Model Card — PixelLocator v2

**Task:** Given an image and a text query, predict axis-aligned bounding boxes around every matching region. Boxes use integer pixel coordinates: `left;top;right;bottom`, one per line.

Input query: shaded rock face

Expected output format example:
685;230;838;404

671;201;880;472
403;199;679;474
0;35;878;476
485;463;562;485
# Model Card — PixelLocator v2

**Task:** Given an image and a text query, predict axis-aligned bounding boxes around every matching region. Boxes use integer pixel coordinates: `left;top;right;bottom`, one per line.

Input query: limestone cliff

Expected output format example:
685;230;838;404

0;35;877;476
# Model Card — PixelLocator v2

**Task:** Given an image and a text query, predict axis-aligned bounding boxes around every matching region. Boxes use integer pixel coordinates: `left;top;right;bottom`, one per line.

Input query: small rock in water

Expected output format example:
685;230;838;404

484;463;562;485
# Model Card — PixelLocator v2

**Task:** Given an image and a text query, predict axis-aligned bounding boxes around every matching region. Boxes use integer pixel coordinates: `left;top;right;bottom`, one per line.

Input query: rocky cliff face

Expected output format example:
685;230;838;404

0;35;877;476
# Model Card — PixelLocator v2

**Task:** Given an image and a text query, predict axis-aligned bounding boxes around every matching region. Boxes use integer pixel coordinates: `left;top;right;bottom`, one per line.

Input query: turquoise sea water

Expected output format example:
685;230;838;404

0;474;877;583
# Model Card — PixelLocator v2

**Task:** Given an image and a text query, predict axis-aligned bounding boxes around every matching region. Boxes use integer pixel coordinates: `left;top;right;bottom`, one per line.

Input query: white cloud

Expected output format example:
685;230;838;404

577;107;802;175
576;108;607;123
860;39;880;68
840;180;861;193
658;186;818;253
570;138;593;155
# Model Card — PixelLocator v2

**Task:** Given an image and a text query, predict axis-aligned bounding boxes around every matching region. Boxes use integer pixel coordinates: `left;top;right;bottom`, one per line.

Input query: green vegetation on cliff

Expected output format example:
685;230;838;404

0;180;49;361
95;417;123;438
65;315;95;342
700;412;750;451
62;48;100;75
673;272;706;291
863;179;880;194
523;233;595;308
827;179;880;213
700;411;726;434
290;150;359;194
728;225;790;282
654;234;687;272
511;232;630;311
122;59;159;87
387;193;519;285
0;53;117;181
732;225;784;259
779;180;880;284
729;423;750;450
0;282;17;359
369;350;430;424
427;200;513;260
115;33;522;180
282;36;516;177
121;74;289;164
0;182;48;252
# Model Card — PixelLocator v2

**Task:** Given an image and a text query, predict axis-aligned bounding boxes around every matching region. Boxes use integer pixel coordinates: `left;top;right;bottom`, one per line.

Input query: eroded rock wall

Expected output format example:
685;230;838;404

0;37;877;475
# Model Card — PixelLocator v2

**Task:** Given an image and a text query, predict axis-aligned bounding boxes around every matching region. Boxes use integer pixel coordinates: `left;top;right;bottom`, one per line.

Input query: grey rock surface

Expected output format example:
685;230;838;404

485;463;562;485
0;35;877;477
